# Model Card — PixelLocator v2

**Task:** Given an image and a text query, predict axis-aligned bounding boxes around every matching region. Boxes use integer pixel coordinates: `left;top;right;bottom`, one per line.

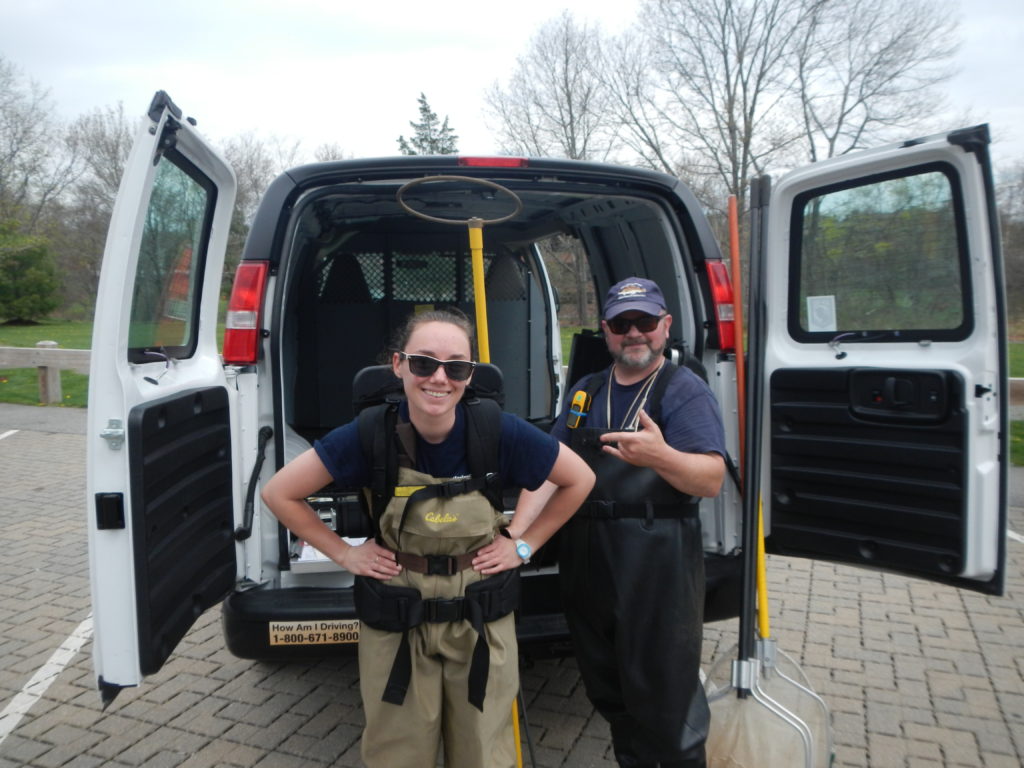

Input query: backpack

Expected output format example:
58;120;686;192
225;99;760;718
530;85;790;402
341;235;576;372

351;364;506;534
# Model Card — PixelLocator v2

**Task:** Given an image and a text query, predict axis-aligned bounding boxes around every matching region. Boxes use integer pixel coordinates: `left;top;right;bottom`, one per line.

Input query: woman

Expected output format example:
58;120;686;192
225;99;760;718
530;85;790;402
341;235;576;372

261;309;594;767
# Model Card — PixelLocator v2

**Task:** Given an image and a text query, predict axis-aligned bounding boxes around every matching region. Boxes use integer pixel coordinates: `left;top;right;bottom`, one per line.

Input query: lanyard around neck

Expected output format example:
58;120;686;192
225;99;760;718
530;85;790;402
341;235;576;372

606;358;664;430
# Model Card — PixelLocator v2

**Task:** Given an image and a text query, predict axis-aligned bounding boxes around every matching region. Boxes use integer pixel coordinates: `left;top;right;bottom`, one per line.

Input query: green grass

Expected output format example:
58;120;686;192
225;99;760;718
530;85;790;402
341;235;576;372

0;320;92;407
0;368;88;407
1013;422;1024;467
0;320;93;349
1010;342;1024;379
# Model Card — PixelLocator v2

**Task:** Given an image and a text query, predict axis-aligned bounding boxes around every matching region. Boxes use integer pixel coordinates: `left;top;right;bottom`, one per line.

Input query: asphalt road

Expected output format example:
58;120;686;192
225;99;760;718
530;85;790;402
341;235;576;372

1;403;1022;767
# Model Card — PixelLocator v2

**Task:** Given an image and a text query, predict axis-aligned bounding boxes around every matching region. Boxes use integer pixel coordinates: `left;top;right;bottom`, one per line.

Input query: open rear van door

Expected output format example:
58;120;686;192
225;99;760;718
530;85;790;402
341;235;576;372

756;125;1007;594
86;92;238;703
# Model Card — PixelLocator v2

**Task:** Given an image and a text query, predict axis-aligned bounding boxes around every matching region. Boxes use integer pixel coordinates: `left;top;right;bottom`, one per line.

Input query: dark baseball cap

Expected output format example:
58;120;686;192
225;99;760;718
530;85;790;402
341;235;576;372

603;278;667;319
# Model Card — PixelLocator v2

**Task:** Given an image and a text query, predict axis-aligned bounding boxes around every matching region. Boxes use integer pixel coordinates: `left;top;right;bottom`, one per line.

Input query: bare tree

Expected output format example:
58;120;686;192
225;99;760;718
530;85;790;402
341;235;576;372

602;30;679;175
220;132;301;289
46;103;135;316
998;162;1024;327
0;57;82;232
632;0;816;212
485;11;616;161
793;0;959;161
68;103;134;208
313;142;350;162
486;11;617;323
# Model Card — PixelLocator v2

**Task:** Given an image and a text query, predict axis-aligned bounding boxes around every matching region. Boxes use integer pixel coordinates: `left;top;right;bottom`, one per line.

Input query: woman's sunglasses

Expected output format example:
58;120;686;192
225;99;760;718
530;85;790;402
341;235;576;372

399;352;476;381
605;314;663;335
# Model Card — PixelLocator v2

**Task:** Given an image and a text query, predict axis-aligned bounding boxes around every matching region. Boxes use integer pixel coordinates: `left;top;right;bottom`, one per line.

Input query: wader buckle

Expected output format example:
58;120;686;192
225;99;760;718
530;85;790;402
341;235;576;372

426;554;459;576
425;597;465;623
437;477;474;498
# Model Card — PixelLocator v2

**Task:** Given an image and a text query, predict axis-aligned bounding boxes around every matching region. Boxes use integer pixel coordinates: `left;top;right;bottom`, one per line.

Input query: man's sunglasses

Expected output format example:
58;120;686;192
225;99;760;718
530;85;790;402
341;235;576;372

605;314;663;335
399;352;477;381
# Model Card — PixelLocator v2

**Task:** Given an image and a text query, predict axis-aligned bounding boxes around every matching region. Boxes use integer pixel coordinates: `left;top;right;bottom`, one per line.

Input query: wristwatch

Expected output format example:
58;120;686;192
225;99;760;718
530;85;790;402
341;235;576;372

514;538;532;564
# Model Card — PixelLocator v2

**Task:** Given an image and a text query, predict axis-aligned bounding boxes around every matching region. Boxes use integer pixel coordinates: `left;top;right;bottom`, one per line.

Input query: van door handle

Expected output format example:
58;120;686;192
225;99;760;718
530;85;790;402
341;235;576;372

883;376;914;407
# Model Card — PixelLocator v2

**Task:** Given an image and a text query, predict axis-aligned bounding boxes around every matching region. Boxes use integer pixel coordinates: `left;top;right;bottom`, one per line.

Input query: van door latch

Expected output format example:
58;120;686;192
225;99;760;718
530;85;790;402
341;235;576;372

99;419;125;450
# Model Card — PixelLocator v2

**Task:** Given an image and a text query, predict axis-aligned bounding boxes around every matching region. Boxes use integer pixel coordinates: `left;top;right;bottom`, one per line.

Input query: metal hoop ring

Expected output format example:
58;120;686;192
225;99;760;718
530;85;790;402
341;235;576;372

396;175;523;226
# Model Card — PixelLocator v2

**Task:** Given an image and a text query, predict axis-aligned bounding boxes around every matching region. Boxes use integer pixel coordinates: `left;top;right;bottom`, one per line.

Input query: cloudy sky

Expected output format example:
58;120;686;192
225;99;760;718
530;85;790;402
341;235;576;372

2;0;1022;172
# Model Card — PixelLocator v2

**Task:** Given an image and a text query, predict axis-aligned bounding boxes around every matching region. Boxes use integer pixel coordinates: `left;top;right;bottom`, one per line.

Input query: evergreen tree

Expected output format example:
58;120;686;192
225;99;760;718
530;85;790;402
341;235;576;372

397;93;459;155
0;220;59;322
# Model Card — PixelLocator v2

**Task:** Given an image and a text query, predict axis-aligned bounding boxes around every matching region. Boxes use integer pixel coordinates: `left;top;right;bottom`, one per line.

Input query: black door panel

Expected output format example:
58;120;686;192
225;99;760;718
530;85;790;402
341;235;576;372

765;368;989;589
128;386;236;674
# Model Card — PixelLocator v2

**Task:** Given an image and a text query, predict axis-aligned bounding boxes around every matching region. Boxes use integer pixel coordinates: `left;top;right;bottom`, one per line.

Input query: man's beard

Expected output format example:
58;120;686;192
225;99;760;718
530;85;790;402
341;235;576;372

612;339;664;371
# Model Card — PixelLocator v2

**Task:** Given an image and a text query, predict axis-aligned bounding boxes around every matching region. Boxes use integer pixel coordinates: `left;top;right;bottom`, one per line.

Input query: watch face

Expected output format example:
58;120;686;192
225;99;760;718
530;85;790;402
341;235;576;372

516;542;531;559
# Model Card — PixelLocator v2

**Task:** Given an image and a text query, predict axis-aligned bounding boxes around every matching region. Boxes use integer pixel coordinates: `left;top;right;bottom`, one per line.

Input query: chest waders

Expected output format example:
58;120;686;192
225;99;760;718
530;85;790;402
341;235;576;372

353;400;518;712
563;363;710;767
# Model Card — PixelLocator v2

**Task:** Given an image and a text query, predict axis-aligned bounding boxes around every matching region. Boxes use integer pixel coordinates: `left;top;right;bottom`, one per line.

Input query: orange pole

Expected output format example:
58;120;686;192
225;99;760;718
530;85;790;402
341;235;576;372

728;196;747;474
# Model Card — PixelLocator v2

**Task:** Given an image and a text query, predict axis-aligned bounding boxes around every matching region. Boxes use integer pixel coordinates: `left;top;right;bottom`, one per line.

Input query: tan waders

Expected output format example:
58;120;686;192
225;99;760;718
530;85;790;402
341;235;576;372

357;466;519;768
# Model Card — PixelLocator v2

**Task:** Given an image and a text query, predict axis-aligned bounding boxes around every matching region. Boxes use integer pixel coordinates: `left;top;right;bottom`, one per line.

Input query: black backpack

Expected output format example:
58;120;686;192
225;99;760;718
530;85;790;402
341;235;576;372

352;364;506;534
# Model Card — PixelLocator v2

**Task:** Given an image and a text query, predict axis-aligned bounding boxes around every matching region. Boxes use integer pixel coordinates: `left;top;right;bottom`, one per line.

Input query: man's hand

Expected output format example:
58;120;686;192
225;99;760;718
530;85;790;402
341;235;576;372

601;409;665;467
601;409;726;497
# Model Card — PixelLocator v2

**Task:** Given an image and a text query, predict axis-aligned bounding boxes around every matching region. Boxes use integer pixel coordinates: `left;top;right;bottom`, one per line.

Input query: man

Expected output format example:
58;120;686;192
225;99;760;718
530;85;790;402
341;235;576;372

513;277;726;768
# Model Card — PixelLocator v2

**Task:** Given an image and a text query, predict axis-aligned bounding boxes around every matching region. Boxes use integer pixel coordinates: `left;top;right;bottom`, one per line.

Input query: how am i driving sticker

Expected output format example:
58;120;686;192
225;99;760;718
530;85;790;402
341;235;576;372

269;619;360;646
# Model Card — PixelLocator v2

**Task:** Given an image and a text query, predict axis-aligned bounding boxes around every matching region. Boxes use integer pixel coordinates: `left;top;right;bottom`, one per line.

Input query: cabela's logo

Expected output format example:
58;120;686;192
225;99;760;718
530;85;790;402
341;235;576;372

425;511;459;524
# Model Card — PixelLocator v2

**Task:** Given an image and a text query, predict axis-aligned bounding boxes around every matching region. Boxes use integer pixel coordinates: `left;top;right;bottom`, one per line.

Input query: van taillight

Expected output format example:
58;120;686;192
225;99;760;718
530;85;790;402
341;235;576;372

457;157;529;167
223;261;269;365
706;261;736;353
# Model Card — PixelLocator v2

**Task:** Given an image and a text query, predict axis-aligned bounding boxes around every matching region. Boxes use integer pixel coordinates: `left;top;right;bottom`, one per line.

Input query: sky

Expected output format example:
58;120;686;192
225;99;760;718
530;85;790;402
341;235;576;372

2;0;1023;174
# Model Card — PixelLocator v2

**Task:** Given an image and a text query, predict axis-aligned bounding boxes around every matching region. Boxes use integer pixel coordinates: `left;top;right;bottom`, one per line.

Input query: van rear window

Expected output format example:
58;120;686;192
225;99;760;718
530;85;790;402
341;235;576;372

127;149;216;361
789;164;970;343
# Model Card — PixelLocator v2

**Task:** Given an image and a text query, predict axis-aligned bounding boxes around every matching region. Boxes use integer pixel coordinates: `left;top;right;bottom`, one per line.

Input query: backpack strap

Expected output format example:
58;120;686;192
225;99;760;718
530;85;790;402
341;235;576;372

358;401;400;533
569;361;679;430
463;396;504;512
359;397;506;541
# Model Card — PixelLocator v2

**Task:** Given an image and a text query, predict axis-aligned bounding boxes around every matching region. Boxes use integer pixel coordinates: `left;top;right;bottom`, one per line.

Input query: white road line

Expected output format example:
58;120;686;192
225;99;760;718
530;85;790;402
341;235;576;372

0;615;93;747
1009;529;1024;545
0;429;18;441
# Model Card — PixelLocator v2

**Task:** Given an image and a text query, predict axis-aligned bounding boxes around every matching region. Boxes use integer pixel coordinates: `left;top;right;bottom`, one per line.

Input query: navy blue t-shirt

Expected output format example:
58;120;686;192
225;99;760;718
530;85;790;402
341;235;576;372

551;365;727;458
314;401;560;492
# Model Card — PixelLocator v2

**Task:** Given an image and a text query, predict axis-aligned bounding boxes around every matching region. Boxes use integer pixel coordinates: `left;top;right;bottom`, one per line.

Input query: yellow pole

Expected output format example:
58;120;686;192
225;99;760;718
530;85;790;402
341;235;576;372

468;218;490;363
756;499;771;640
468;213;517;759
513;699;524;767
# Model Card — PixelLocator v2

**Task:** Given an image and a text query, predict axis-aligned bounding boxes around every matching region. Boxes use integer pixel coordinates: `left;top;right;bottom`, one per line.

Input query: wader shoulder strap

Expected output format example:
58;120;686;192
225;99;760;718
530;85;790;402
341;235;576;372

577;362;678;427
648;361;679;425
583;370;605;402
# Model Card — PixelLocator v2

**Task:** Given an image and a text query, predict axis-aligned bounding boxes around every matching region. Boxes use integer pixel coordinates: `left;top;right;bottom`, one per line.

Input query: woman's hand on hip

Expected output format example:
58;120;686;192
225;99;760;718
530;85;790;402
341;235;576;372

340;541;402;580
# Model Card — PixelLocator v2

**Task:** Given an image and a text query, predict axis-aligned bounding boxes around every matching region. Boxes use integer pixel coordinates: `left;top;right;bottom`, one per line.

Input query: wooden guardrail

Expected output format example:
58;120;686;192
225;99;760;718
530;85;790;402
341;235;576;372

0;343;91;404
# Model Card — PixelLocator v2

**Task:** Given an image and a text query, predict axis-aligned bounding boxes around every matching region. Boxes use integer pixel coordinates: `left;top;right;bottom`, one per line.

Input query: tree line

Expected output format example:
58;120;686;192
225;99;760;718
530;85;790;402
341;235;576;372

1;0;1021;328
482;0;1022;325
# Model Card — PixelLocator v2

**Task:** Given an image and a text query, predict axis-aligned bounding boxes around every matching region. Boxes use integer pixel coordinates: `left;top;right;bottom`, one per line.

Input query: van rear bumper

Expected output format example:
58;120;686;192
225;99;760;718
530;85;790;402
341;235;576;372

220;582;576;661
222;587;360;660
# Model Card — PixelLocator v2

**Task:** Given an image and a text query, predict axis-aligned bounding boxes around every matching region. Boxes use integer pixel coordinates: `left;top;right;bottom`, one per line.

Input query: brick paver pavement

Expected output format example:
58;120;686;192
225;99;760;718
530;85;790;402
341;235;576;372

0;404;1021;766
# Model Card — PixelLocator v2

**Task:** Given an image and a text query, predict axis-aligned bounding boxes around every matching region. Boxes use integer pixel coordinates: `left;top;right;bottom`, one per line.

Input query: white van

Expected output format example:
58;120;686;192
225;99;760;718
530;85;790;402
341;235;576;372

86;91;1008;704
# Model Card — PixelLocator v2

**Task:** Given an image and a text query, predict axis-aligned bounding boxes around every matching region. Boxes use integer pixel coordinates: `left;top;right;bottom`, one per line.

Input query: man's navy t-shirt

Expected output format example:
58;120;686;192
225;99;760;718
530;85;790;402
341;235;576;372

551;365;727;458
